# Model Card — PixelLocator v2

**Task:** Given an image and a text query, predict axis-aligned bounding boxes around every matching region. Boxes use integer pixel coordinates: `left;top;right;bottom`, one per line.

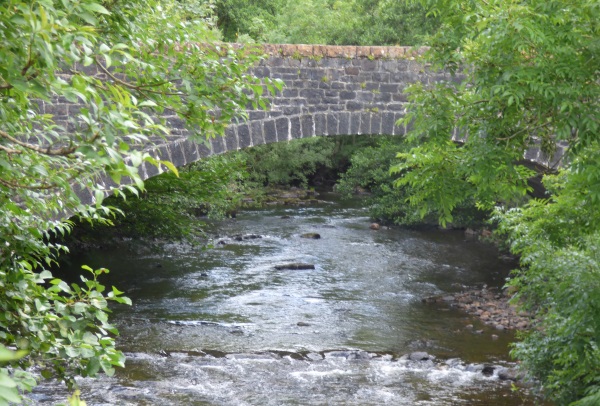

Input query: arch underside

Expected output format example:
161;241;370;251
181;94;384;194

147;110;407;175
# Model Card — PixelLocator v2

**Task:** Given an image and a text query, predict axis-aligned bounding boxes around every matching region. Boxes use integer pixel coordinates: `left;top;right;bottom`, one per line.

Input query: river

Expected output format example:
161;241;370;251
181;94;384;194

30;194;545;405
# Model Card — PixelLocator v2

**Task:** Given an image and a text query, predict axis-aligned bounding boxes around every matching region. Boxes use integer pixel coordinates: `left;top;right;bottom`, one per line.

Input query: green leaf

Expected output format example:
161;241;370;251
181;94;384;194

160;160;179;177
82;2;110;15
56;281;72;294
72;302;87;314
0;346;27;362
85;358;100;377
94;190;105;207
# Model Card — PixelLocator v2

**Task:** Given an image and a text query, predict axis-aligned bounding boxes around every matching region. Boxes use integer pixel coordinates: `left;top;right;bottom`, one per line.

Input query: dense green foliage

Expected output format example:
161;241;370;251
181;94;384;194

393;0;599;403
75;141;279;242
89;135;373;243
76;153;250;242
337;136;488;227
336;137;420;223
0;0;277;402
214;0;282;43
495;170;600;405
238;137;334;187
214;0;437;45
239;136;360;188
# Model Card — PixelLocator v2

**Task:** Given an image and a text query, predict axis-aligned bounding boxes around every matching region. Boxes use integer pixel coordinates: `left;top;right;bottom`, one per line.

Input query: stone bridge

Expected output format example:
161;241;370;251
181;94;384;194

136;44;444;185
41;44;564;205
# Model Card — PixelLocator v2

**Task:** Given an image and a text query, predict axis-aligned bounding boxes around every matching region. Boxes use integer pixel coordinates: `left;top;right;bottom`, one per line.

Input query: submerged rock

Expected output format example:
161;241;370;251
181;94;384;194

325;350;373;360
482;365;496;376
422;286;533;331
274;263;315;270
466;364;484;373
305;352;323;361
218;234;263;244
232;234;263;241
157;349;171;358
300;233;321;239
445;358;463;368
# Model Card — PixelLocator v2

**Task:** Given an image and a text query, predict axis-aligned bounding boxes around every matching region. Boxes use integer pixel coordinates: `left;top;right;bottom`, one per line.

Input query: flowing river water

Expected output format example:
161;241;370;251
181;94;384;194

31;194;545;405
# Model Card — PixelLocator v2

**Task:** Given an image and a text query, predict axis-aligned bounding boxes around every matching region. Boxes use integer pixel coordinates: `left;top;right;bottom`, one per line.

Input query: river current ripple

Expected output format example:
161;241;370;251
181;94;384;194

30;195;543;405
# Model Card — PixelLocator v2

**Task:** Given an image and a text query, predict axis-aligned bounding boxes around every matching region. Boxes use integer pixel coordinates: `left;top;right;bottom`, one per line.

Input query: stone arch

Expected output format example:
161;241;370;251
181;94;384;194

70;44;565;205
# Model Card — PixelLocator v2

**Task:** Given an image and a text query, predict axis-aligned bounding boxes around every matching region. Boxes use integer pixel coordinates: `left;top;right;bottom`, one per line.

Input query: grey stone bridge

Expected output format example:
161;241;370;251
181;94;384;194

43;44;564;204
136;44;441;185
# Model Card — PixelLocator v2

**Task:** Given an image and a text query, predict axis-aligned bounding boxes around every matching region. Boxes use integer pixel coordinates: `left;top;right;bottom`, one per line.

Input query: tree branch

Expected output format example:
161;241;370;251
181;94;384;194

0;145;22;155
0;130;78;156
0;176;58;191
496;121;552;141
94;58;185;96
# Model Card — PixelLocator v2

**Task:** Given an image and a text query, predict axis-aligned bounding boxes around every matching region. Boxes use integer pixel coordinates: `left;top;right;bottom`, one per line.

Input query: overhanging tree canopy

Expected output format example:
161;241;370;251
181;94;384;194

0;0;279;402
395;1;599;404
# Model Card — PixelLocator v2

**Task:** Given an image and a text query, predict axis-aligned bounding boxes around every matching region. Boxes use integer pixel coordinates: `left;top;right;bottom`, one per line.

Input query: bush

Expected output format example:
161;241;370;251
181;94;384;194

239;135;394;189
69;153;251;243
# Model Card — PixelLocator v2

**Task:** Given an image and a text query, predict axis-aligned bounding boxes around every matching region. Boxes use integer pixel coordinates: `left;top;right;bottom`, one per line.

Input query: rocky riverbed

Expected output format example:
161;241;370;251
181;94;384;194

424;286;532;333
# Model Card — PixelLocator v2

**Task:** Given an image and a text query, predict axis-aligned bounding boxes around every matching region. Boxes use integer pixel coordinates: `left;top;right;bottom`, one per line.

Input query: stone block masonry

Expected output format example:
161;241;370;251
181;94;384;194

38;44;563;206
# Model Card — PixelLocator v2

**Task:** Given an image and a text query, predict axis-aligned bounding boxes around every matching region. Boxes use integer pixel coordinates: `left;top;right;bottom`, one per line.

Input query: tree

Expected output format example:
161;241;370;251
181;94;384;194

392;0;599;403
0;0;279;402
213;0;283;42
341;0;438;45
212;0;436;46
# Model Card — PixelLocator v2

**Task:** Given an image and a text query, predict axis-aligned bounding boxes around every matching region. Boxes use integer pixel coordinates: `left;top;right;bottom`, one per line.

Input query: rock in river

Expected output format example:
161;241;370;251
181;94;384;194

300;233;321;239
408;351;434;361
274;263;315;270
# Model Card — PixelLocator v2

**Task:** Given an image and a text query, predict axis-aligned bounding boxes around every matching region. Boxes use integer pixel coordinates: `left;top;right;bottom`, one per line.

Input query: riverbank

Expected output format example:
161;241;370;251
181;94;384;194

423;286;531;333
